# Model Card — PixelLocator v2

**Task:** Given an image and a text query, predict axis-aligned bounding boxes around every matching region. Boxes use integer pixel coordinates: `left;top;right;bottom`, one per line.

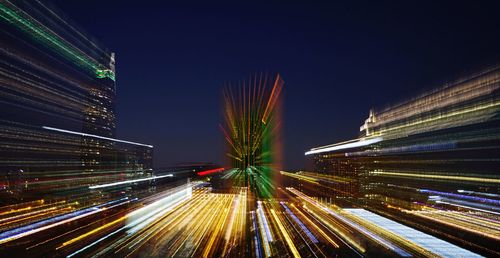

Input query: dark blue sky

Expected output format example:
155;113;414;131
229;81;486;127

52;1;500;169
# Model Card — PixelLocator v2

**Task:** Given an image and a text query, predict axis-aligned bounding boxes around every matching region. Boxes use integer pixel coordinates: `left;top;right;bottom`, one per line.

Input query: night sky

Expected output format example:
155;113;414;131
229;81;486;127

52;1;500;170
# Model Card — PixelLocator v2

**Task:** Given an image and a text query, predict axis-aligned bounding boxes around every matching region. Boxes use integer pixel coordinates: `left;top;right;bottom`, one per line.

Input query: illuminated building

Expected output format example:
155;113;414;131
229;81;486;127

221;73;283;197
0;1;152;203
300;66;500;256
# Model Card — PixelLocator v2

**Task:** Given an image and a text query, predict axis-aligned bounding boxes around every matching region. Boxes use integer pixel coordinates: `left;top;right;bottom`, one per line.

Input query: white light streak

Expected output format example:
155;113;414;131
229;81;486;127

42;126;153;148
344;209;482;258
89;174;173;189
126;184;192;234
305;137;383;155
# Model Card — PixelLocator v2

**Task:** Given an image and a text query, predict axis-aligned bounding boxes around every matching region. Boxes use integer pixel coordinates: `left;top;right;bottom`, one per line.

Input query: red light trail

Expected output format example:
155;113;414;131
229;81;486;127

197;168;225;176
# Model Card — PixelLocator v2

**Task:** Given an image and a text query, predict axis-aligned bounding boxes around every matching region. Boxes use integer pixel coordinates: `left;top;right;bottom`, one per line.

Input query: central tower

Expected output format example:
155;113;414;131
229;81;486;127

221;73;283;197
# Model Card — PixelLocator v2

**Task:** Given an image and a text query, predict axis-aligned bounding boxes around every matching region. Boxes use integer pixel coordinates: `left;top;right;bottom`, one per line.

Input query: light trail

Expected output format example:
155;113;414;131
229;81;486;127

0;200;44;215
290;204;340;248
323;207;410;256
42;126;153;148
371;100;500;136
280;202;320;244
109;189;209;256
197;167;224;176
302;205;366;253
202;194;233;257
269;208;301;258
66;227;124;258
0;197;129;244
280;171;319;184
457;189;500;198
287;187;410;255
251;211;263;258
123;190;208;253
261;74;283;124
435;200;500;215
57;216;126;249
257;201;274;241
0;2;116;80
126;185;192;234
0;200;68;225
370;171;500;183
407;210;500;240
345;209;483;258
222;188;247;256
66;184;195;257
256;202;272;257
419;189;500;205
0;206;73;228
305;137;383;155
88;174;173;189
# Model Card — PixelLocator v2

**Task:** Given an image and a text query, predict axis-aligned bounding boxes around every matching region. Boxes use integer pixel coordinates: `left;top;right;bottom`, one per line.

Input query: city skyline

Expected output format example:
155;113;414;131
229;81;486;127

0;1;498;257
50;0;500;170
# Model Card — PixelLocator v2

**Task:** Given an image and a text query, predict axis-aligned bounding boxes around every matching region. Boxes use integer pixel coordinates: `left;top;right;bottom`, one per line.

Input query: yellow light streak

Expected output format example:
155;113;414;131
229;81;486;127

0;207;71;228
58;216;126;249
408;211;500;241
203;195;233;257
280;171;319;185
371;101;500;136
291;204;339;248
370;171;500;183
270;209;301;258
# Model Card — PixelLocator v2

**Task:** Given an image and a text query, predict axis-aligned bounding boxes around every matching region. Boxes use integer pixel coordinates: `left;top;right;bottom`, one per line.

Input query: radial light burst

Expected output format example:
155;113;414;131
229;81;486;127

221;73;283;197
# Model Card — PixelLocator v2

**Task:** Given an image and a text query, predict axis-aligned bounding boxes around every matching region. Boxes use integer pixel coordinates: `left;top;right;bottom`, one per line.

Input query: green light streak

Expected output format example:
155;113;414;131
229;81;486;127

0;2;115;81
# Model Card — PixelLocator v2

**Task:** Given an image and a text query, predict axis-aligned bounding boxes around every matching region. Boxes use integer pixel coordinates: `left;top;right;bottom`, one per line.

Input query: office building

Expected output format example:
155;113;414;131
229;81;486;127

299;67;500;255
0;0;153;203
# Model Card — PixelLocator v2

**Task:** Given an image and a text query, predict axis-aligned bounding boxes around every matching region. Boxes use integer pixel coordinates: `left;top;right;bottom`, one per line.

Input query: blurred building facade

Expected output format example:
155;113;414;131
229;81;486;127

305;66;499;210
297;67;500;255
0;1;152;203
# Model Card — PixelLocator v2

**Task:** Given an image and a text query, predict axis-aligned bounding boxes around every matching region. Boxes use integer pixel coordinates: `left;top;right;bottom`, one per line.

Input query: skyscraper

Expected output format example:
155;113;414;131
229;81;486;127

221;73;283;197
299;66;500;256
0;0;152;203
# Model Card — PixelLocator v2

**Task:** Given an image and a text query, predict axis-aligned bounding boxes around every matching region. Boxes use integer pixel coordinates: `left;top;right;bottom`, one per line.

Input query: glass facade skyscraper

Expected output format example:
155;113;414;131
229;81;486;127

299;66;500;256
0;0;152;204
